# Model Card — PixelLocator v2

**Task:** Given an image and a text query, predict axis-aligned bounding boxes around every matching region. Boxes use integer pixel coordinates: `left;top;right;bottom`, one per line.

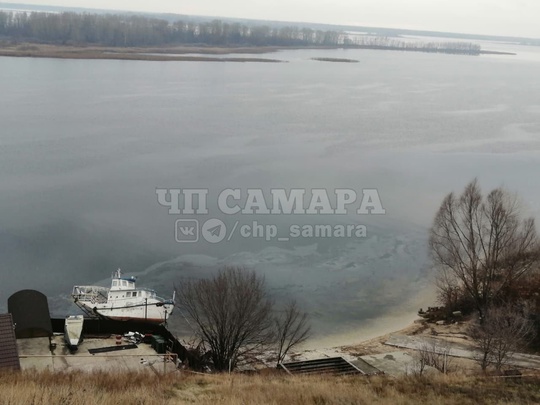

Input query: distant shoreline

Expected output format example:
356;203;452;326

311;57;359;63
0;43;516;62
0;44;285;62
479;50;517;55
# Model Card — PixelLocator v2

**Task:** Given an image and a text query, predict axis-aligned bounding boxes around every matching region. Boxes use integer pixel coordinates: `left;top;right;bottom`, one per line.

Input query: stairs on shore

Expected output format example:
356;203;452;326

279;357;365;376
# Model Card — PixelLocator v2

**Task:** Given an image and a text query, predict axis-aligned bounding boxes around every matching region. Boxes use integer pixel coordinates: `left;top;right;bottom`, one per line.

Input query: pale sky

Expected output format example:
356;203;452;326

5;0;540;38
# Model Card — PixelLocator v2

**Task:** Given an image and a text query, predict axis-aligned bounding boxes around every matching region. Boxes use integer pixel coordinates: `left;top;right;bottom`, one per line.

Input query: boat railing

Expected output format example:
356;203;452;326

143;291;172;304
136;288;174;304
72;286;109;304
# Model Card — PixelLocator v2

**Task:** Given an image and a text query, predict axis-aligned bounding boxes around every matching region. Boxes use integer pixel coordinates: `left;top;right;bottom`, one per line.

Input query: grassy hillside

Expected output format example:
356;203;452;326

1;370;539;404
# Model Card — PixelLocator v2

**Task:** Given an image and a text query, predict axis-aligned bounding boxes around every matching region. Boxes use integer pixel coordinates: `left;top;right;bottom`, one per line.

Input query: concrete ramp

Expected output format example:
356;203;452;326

385;334;540;371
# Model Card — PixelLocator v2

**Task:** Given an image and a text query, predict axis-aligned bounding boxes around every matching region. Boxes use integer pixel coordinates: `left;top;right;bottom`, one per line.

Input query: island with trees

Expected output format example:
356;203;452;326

0;10;498;61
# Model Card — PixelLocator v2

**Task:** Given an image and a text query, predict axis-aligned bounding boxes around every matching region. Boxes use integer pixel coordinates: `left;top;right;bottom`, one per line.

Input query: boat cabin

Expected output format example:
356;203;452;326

110;277;136;291
108;289;157;301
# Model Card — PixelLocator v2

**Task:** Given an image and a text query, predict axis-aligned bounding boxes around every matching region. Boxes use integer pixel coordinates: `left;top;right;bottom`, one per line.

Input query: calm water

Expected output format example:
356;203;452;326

2;45;540;341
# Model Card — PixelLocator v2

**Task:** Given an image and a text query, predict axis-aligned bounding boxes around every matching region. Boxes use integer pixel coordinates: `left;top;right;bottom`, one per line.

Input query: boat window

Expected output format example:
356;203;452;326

122;280;127;287
112;280;118;287
126;292;131;297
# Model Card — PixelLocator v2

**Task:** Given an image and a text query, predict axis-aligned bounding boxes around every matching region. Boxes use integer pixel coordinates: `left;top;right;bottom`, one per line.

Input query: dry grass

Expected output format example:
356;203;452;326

1;369;539;405
0;43;284;62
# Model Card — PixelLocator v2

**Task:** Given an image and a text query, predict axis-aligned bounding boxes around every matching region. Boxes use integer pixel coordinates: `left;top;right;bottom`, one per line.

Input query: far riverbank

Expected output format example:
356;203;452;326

0;42;515;62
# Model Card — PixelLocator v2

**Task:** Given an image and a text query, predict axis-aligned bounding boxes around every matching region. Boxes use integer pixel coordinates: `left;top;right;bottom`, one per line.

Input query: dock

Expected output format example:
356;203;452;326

14;318;193;373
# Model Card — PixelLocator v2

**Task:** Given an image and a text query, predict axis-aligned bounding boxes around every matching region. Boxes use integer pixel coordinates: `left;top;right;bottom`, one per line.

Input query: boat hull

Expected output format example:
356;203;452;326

64;315;84;350
77;301;174;324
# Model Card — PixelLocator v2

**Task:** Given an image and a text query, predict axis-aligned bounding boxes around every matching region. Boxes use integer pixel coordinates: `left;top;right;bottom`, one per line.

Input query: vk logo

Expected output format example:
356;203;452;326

179;226;196;236
175;219;199;243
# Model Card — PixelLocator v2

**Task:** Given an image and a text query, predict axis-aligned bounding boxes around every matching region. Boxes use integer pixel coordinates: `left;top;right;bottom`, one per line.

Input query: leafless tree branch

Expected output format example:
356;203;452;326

429;179;540;317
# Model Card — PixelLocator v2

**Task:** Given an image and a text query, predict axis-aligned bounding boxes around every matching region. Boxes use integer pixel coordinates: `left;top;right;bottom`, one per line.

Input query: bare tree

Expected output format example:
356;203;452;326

427;340;454;374
435;267;466;312
410;350;428;376
469;322;494;372
274;300;311;365
429;179;540;318
411;339;454;376
469;305;535;372
176;267;274;372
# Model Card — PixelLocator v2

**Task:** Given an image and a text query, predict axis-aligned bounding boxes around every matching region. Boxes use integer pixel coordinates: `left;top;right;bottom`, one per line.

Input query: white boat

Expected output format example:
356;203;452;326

71;269;175;324
64;315;84;350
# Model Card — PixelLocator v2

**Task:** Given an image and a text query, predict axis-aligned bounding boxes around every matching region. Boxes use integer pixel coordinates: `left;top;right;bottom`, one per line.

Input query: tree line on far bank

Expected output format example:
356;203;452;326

0;11;482;55
0;11;342;47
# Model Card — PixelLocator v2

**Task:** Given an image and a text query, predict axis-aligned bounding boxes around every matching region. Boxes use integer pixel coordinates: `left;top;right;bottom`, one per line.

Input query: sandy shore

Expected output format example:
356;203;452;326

293;318;483;376
302;312;422;350
303;283;437;350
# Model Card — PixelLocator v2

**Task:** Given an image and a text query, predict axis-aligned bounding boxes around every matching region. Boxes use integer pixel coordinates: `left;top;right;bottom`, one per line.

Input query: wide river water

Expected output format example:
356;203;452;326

2;43;540;345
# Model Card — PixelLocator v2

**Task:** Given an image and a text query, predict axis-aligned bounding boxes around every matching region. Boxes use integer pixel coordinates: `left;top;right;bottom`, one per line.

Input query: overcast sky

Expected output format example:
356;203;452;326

5;1;540;38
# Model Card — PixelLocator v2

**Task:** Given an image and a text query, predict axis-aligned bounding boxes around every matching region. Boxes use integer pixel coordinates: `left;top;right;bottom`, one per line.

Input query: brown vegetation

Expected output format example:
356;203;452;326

0;43;284;62
429;179;540;318
1;369;539;404
178;267;275;371
469;305;535;372
177;267;310;371
412;339;455;375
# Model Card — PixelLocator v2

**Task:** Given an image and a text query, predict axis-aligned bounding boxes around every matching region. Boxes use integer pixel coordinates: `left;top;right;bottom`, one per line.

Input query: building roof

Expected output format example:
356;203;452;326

0;313;20;371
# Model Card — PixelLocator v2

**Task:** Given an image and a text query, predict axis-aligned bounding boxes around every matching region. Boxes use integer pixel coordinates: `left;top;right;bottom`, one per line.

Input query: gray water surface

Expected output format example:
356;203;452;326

2;45;540;340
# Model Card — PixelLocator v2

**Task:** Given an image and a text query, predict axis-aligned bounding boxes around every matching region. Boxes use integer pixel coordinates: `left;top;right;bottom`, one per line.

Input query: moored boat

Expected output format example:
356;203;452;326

64;315;84;350
71;269;175;324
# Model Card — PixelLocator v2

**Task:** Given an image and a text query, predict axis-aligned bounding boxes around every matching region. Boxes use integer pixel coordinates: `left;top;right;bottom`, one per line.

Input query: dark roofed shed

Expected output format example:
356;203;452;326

8;290;53;339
